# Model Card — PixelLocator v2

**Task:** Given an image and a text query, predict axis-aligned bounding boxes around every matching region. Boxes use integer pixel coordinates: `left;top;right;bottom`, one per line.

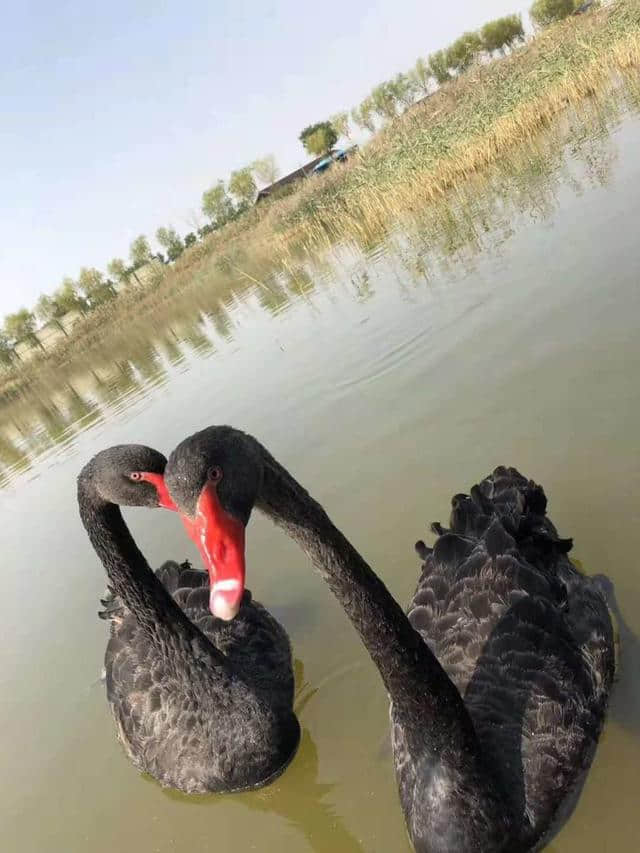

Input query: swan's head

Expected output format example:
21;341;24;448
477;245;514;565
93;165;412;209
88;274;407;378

81;444;176;510
164;426;263;621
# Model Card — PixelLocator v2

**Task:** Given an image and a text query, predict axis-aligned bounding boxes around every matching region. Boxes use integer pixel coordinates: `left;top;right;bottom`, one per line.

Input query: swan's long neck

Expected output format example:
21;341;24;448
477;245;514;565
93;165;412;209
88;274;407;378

258;452;476;750
78;477;224;666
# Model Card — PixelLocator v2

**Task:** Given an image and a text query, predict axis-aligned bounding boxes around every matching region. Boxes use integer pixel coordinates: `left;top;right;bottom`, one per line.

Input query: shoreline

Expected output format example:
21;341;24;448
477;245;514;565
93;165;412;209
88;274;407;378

2;0;640;402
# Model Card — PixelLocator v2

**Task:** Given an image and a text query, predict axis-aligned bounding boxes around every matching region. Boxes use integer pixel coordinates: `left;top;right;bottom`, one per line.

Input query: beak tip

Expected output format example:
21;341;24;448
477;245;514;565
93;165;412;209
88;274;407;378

209;589;242;621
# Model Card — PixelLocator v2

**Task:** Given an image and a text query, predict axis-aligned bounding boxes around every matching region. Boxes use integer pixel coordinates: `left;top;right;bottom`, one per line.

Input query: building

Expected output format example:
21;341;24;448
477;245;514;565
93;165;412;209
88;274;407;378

255;153;336;203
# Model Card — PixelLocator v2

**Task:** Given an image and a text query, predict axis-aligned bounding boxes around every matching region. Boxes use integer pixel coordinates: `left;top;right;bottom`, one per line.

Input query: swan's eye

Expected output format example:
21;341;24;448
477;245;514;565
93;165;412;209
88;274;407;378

129;472;143;481
207;465;223;484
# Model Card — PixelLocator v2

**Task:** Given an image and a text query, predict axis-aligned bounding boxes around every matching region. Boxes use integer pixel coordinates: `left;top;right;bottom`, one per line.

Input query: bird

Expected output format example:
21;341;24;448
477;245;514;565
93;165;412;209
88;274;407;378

163;425;615;852
77;443;300;794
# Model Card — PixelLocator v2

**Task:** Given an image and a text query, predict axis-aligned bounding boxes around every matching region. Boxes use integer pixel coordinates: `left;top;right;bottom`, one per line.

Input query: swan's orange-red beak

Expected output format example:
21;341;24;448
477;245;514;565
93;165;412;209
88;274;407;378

183;482;246;621
138;472;178;510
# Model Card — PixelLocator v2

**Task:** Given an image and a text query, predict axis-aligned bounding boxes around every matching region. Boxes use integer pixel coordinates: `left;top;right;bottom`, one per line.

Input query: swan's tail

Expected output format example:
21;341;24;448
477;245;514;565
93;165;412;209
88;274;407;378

418;466;573;570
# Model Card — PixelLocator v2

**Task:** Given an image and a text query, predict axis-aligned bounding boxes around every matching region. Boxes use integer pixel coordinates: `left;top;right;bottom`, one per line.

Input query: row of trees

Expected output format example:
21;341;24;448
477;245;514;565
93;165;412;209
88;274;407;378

1;2;595;366
1;154;286;362
345;14;525;136
298;2;592;148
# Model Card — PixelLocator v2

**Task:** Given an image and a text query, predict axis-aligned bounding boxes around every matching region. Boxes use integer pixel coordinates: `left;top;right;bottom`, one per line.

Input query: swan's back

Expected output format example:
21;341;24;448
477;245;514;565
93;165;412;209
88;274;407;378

102;561;296;792
407;467;614;849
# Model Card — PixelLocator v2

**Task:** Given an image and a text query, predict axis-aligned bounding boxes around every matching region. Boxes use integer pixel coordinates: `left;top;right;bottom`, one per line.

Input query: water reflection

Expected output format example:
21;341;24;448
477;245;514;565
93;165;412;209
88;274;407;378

0;81;635;490
153;662;364;852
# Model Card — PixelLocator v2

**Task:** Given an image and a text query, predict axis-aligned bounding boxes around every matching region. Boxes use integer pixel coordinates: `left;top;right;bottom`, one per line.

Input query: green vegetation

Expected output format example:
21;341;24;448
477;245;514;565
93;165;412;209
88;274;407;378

298;122;339;156
0;0;636;386
228;167;257;206
481;15;525;52
129;234;152;268
530;0;578;26
156;227;184;262
202;181;235;227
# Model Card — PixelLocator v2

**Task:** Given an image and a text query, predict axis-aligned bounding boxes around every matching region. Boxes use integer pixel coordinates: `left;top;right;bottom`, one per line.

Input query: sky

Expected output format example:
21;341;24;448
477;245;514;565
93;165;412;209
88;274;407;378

1;0;531;317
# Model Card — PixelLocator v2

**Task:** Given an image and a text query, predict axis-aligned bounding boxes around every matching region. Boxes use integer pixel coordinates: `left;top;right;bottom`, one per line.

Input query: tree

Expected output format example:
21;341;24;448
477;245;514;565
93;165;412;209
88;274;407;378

390;73;419;109
129;234;152;269
228;168;257;206
4;308;42;350
55;278;87;315
428;50;452;85
107;258;129;287
530;0;575;26
446;31;483;73
371;81;400;121
0;330;13;366
78;267;116;308
329;111;350;140
156;226;184;262
251;155;279;186
351;98;376;133
411;57;433;96
184;232;197;248
202;181;235;227
481;15;525;53
299;122;338;157
35;294;68;336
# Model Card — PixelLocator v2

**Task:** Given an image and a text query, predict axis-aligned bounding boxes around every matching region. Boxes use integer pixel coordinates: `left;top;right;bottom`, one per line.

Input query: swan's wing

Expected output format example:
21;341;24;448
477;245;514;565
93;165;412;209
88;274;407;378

408;467;614;844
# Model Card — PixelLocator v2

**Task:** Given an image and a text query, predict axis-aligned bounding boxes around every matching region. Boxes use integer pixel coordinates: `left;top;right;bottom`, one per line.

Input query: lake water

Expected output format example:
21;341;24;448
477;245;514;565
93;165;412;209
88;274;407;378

2;103;640;853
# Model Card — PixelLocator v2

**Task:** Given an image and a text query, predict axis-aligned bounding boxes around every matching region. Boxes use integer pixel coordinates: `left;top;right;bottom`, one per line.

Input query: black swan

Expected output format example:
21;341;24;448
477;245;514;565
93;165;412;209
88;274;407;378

77;444;300;794
163;425;615;852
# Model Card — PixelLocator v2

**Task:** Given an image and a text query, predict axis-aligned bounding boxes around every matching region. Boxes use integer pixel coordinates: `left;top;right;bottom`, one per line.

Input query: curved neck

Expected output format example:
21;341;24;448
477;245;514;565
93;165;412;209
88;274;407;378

78;475;224;665
257;450;477;750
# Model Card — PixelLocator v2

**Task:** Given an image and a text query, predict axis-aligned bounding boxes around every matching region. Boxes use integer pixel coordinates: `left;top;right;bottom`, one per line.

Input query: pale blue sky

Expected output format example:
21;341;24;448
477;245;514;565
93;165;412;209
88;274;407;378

1;0;529;316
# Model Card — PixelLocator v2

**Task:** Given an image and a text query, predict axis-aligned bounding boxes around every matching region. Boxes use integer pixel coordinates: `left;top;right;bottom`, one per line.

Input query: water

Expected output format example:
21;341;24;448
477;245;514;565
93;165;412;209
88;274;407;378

2;107;640;853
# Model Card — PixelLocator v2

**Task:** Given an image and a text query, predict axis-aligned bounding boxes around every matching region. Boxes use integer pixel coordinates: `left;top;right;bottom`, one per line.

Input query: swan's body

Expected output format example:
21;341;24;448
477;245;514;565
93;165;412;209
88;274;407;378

402;467;614;851
78;445;299;794
164;427;614;852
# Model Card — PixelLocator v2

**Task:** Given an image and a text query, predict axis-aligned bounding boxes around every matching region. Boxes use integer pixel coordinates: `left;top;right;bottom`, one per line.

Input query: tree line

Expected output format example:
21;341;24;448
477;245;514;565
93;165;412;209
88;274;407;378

1;1;594;367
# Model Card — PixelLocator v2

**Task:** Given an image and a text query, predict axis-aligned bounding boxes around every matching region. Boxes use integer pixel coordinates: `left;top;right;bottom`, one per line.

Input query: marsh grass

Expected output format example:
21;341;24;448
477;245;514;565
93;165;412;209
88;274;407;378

2;0;640;401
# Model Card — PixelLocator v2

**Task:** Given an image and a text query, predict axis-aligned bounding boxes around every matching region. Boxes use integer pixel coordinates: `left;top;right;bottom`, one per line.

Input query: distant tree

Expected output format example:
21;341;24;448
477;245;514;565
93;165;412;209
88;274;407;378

481;15;525;53
0;329;13;366
156;226;184;262
107;258;129;287
351;99;376;133
4;308;43;350
428;50;452;85
55;278;87;315
445;31;483;73
329;111;350;140
154;252;166;265
198;223;215;239
228;168;257;206
371;81;402;121
530;0;575;26
78;267;116;308
130;235;152;269
35;294;68;336
251;155;279;186
184;232;197;248
299;122;338;157
202;181;235;227
410;57;433;96
390;72;419;109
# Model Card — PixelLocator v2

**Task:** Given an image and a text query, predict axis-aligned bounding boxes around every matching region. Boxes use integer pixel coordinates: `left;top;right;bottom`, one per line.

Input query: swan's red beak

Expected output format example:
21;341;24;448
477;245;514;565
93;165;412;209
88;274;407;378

183;482;246;621
138;472;178;510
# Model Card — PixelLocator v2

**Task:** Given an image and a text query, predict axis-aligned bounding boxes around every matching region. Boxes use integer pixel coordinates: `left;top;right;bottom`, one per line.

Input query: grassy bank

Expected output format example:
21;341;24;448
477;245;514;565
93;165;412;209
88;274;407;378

3;0;640;401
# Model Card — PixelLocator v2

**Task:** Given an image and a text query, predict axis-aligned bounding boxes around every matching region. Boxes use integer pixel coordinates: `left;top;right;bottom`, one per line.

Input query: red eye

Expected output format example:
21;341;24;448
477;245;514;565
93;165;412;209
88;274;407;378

208;465;223;484
130;472;143;481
